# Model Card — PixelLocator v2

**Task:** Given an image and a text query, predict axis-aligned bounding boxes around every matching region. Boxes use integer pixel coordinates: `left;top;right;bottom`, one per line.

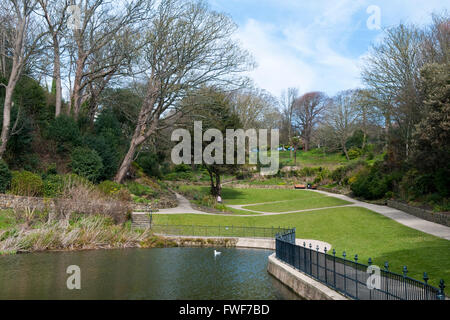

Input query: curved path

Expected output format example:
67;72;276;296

153;191;450;241
311;190;450;241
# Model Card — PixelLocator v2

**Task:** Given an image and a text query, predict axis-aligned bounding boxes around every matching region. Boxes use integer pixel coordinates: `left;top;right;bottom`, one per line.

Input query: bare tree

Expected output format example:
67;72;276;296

0;0;46;157
36;0;70;117
114;0;252;183
292;91;328;152
280;88;298;158
325;90;360;160
230;88;278;130
67;0;149;117
362;24;424;159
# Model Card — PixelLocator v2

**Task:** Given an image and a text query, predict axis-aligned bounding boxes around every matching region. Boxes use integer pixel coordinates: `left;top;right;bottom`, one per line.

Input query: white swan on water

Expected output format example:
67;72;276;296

214;250;221;257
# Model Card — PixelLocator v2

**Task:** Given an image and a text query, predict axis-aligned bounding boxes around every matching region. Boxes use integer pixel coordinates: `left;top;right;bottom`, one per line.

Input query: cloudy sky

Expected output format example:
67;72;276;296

207;0;449;98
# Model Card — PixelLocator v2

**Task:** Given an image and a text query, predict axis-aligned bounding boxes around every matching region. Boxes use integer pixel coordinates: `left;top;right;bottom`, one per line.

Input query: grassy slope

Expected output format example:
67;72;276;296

242;196;351;212
153;207;450;287
279;150;348;167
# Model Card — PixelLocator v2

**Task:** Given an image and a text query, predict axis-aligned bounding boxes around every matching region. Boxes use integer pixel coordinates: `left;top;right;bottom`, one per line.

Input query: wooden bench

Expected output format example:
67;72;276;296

295;185;306;189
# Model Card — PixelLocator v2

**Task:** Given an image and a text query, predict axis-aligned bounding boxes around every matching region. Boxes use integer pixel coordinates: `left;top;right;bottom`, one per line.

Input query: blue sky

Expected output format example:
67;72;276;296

208;0;449;98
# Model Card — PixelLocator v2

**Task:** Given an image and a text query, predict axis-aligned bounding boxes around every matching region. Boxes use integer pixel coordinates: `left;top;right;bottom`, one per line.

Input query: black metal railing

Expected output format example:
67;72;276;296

275;234;446;300
151;224;293;239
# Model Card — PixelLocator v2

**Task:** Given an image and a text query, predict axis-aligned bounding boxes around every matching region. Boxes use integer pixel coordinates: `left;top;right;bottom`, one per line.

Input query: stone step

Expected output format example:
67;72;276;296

131;223;150;229
132;217;150;222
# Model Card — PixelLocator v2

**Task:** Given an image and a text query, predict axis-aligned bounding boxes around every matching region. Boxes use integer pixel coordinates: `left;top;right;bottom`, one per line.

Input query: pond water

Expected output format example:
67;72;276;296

0;248;301;300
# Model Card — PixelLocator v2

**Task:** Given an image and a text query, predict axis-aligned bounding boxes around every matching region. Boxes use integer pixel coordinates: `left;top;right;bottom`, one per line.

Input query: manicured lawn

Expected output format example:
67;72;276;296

222;188;325;205
153;207;450;287
177;185;324;205
279;150;348;167
242;196;351;212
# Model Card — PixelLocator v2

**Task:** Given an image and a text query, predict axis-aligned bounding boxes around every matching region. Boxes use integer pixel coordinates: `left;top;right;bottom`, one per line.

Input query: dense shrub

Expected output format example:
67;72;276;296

11;171;44;197
0;160;12;193
330;160;367;186
164;171;193;181
70;147;104;182
348;147;362;160
84;134;121;180
349;163;395;200
43;174;65;197
47;115;82;153
46;163;58;176
97;180;131;201
126;182;155;197
174;164;192;173
137;152;163;178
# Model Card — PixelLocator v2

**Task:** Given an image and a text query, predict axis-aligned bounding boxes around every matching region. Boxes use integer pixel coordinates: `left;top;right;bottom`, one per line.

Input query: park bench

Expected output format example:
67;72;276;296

295;184;318;190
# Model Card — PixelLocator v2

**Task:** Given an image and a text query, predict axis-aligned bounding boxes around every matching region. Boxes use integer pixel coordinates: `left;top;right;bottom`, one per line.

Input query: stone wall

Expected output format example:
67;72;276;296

0;193;177;214
387;200;450;227
0;194;55;211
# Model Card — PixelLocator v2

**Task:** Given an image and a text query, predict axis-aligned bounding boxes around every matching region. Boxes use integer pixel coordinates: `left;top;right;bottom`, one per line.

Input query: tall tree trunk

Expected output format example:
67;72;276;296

342;140;350;161
208;170;222;198
0;31;5;78
70;55;85;117
288;126;293;159
115;140;138;184
53;39;62;117
0;86;14;157
0;62;20;157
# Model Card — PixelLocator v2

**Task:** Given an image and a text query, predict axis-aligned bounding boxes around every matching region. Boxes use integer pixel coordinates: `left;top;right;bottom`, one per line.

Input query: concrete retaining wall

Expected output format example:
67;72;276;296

267;254;348;300
387;200;450;227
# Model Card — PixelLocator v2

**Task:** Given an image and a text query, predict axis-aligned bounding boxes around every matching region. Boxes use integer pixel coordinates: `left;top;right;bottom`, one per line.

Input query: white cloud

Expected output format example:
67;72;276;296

236;19;317;97
213;0;449;98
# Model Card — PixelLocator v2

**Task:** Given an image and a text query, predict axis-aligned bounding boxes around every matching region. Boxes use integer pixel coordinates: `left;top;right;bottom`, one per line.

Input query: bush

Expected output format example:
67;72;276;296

11;171;44;197
47;115;81;153
98;180;131;201
348;147;362;160
164;172;193;181
0;160;12;193
70;147;104;183
43;174;65;197
350;166;390;200
126;182;155;197
84;133;121;181
174;164;192;173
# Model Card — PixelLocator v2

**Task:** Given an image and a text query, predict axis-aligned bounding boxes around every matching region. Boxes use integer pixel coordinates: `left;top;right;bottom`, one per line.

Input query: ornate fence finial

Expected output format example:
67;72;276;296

437;280;446;300
423;272;429;284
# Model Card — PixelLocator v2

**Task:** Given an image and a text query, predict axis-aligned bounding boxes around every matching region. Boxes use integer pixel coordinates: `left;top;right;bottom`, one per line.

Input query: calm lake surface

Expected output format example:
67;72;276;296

0;247;301;300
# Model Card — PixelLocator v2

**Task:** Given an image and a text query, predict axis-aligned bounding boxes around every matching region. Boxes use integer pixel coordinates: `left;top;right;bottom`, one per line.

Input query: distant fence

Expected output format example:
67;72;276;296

276;229;446;300
151;224;293;239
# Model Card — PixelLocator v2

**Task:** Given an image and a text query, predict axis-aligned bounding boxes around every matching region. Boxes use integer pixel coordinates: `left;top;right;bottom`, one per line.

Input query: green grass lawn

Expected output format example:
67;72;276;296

153;207;450;287
242;196;351;212
0;210;18;230
177;185;323;205
279;149;348;167
222;188;325;205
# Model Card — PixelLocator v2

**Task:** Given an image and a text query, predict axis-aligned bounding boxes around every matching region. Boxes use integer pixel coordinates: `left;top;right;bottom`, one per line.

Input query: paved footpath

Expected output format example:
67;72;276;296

153;191;450;241
311;190;450;241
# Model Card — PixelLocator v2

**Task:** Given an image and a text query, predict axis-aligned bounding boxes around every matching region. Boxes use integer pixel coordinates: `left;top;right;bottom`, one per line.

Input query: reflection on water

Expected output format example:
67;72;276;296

0;248;302;300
